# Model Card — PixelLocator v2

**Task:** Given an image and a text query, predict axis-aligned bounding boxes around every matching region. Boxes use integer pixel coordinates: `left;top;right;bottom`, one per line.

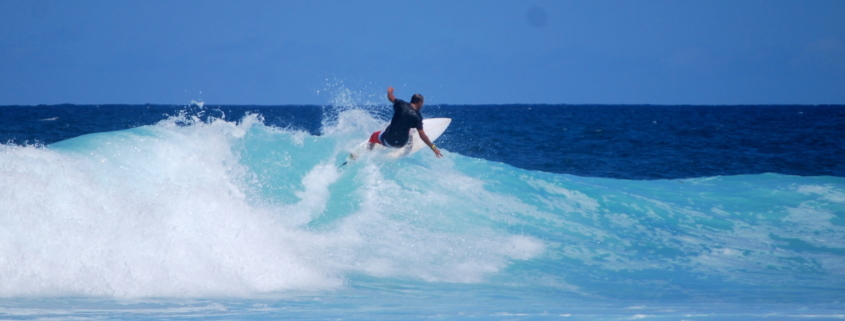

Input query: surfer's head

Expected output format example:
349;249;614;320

411;94;424;108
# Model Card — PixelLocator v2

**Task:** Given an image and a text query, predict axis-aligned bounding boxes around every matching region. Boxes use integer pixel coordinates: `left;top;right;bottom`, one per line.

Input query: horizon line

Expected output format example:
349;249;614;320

2;103;844;108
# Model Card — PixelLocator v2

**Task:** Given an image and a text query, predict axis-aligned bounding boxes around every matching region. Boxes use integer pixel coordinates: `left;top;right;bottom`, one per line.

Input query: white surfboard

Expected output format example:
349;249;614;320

385;117;451;158
346;118;451;162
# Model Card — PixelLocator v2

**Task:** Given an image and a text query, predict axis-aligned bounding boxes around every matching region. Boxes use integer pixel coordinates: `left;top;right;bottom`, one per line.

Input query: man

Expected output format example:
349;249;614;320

367;86;443;158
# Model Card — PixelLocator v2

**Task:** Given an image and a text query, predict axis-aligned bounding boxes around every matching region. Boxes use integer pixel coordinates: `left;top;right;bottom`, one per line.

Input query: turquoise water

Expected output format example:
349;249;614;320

1;110;844;319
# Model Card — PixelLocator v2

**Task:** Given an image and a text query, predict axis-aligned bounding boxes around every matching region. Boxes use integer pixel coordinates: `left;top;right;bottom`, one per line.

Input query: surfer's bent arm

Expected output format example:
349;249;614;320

418;129;443;158
387;86;396;103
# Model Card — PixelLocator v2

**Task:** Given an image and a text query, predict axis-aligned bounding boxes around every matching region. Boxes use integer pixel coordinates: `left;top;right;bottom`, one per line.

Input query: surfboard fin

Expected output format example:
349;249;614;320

339;153;357;169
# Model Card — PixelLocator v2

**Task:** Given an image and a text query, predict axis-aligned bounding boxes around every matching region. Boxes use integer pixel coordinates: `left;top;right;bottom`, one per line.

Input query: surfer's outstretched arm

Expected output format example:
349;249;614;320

418;129;443;158
387;86;396;103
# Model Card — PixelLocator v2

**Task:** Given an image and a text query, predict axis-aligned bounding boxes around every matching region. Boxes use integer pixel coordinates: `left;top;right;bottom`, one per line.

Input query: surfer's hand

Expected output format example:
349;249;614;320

387;87;396;102
432;147;443;158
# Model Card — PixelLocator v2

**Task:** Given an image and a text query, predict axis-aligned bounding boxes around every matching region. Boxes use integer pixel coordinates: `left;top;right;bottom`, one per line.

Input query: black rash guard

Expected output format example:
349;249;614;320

382;99;423;147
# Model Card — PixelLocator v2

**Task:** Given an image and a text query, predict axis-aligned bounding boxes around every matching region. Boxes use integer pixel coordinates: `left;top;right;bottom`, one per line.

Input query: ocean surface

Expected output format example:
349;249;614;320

1;101;844;320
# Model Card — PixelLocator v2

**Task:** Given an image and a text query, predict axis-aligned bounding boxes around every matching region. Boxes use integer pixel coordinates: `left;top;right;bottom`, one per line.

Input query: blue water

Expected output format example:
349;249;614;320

1;102;844;320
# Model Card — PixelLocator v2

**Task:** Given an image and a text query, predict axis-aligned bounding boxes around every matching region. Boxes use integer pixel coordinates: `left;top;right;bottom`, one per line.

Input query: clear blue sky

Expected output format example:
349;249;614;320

1;0;843;105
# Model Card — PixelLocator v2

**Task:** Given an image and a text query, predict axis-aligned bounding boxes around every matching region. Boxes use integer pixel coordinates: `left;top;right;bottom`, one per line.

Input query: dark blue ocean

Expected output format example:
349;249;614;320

1;102;844;320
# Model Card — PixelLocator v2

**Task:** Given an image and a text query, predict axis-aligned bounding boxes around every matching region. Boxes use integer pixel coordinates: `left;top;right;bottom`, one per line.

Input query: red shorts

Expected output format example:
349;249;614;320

368;131;383;145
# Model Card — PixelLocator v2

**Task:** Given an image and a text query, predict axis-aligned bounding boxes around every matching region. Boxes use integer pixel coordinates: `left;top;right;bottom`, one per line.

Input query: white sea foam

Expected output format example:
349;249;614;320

797;184;845;203
0;112;545;298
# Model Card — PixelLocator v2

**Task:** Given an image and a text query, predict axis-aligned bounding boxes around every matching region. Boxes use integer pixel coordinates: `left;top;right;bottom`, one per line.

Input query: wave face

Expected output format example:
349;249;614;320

1;110;843;302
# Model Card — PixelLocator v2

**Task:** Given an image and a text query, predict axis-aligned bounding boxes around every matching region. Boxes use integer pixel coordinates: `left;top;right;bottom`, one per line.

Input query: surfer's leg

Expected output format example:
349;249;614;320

368;131;383;150
403;139;412;155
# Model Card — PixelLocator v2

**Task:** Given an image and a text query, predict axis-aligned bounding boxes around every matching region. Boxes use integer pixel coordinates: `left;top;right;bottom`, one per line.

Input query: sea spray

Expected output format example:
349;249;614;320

0;114;338;297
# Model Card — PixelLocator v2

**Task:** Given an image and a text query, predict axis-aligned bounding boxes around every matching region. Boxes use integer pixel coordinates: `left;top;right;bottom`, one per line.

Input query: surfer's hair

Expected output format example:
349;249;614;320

411;94;424;104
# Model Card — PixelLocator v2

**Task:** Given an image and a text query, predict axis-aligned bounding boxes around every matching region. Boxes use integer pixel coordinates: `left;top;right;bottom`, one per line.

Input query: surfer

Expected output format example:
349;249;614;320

367;86;443;158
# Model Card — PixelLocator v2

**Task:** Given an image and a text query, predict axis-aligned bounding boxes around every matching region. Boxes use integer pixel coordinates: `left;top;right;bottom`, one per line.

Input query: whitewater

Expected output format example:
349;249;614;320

1;107;844;319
